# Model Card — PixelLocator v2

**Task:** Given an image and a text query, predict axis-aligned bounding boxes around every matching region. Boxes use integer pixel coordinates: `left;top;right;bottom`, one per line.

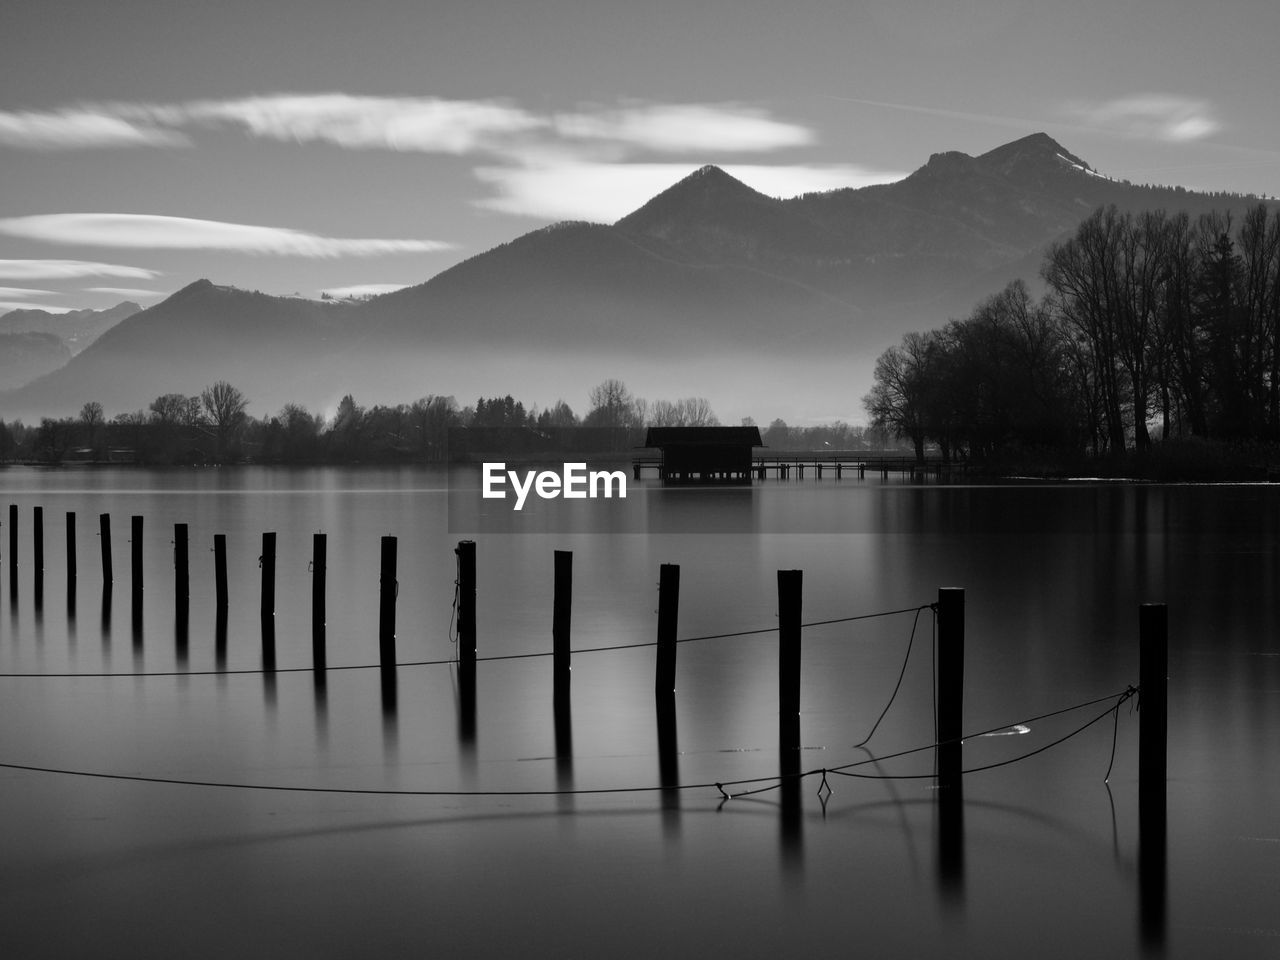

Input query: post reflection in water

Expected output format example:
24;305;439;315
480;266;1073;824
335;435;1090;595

1140;813;1167;955
655;696;680;837
260;615;276;709
99;583;112;648
380;666;399;755
778;752;803;868
215;607;228;669
130;589;143;668
457;662;476;752
935;780;966;907
312;670;329;747
174;604;189;668
554;692;574;809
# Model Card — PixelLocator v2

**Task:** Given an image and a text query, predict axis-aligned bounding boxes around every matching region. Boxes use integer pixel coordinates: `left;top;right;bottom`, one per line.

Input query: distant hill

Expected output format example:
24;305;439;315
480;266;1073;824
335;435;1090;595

5;133;1274;423
0;332;71;395
7;282;358;417
0;300;140;355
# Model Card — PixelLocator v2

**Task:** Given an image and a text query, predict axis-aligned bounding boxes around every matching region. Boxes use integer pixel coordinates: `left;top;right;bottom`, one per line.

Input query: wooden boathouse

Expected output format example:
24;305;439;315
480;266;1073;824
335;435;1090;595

642;426;763;485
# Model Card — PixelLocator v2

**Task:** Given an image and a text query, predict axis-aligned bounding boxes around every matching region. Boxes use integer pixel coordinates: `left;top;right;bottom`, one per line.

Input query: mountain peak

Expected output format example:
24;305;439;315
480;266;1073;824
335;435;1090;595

978;132;1092;177
616;164;773;229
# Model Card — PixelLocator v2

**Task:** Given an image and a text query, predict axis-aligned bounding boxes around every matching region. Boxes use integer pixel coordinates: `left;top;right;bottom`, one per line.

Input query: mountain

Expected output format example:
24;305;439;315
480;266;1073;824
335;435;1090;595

0;299;139;350
7;281;359;417
0;332;71;394
5;134;1274;423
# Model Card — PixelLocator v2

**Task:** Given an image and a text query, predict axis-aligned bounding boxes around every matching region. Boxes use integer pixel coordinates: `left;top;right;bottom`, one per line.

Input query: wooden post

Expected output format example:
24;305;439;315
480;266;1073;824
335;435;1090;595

65;511;76;583
457;539;477;737
1139;602;1168;945
456;540;477;671
173;523;189;610
778;569;802;755
778;569;803;836
553;550;572;704
936;587;965;790
214;534;228;610
379;535;397;669
32;506;43;607
33;506;44;574
312;533;326;670
130;515;143;598
260;532;276;620
99;513;112;584
8;503;17;594
655;563;680;701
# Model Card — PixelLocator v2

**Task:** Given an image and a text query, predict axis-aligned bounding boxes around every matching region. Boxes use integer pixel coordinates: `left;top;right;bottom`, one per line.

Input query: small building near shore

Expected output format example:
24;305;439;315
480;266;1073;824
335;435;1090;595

643;426;763;484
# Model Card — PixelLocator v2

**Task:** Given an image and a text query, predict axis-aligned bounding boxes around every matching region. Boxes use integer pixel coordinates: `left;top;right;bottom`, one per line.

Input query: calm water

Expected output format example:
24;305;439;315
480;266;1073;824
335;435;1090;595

0;466;1276;958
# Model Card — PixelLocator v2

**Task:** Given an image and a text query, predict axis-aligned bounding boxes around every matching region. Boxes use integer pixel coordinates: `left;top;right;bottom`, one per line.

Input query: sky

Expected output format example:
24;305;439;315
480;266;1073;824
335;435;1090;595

2;0;1279;414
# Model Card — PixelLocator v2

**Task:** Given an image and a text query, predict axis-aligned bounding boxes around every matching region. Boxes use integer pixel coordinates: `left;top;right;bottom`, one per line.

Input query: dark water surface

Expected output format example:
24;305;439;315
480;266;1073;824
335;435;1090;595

0;467;1276;958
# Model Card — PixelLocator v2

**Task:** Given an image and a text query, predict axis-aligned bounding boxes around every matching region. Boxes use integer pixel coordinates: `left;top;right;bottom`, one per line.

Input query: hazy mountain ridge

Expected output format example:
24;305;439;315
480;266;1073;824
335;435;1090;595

0;300;140;392
5;133;1275;422
0;331;71;393
0;300;140;351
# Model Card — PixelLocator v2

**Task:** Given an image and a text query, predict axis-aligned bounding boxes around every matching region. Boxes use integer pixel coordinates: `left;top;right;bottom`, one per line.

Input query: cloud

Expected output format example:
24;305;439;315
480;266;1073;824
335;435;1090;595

1;94;819;160
474;161;905;221
0;108;188;149
1;94;846;221
320;282;413;299
553;104;813;153
179;94;546;153
1064;95;1220;143
85;286;165;298
0;259;160;280
0;286;57;298
0;213;451;257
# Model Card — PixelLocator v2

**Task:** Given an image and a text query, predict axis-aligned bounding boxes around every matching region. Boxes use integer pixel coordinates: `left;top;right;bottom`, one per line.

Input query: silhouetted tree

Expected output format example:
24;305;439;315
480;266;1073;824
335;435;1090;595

584;378;639;429
201;381;249;462
864;330;941;462
535;399;578;430
78;401;104;454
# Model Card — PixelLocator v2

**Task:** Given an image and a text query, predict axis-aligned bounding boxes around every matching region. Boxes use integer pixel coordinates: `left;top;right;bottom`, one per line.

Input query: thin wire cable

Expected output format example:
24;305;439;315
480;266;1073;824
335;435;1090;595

854;604;928;748
828;687;1138;781
0;686;1138;798
0;604;935;678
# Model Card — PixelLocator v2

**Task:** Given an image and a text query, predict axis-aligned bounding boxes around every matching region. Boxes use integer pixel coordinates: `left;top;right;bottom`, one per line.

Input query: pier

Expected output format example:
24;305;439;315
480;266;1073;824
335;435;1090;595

632;450;957;482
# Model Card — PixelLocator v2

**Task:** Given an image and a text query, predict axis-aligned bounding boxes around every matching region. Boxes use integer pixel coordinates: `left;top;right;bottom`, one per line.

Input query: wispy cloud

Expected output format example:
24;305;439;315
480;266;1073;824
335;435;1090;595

0;286;57;298
474;161;904;221
6;94;816;158
85;286;165;299
0;214;450;257
0;108;188;149
0;259;160;280
552;104;812;153
320;282;413;299
1064;95;1220;143
1;93;852;222
176;94;545;153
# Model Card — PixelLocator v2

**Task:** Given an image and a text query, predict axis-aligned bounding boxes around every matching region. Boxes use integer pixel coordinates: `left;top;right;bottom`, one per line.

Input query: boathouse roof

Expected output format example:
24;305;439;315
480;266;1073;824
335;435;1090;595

643;426;763;447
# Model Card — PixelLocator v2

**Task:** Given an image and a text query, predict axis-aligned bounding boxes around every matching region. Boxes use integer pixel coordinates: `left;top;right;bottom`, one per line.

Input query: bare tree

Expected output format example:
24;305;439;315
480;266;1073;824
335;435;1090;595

585;378;638;429
79;401;104;451
201;381;248;461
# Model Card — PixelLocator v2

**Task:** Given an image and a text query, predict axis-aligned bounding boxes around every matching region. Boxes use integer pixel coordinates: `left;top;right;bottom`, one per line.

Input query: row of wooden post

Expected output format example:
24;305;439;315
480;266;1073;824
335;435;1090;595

2;504;1166;836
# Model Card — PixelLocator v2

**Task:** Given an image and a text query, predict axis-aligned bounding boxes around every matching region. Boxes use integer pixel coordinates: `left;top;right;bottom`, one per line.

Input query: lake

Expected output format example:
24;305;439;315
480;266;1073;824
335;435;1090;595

0;466;1276;958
